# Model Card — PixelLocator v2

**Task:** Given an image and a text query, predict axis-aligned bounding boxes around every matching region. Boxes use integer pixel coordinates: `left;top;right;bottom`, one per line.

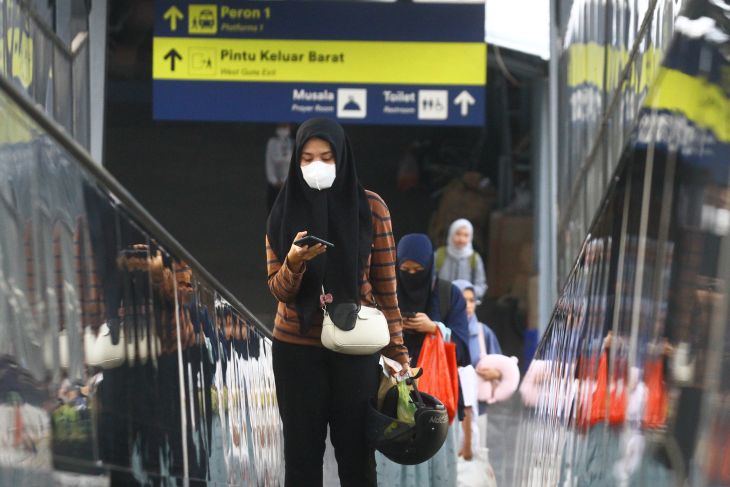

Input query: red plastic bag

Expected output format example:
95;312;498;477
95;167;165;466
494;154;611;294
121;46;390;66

576;350;627;428
589;351;608;425
608;356;627;425
643;358;667;429
444;340;459;421
416;328;458;423
575;352;594;428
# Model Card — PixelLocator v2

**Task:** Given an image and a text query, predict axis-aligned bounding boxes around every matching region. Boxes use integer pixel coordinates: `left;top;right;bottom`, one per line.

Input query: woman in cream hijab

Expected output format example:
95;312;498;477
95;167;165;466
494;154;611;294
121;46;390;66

434;219;487;299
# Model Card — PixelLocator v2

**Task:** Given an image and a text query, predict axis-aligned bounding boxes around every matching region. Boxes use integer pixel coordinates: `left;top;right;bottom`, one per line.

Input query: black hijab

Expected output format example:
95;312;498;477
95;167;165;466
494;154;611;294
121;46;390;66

266;118;372;333
396;233;471;364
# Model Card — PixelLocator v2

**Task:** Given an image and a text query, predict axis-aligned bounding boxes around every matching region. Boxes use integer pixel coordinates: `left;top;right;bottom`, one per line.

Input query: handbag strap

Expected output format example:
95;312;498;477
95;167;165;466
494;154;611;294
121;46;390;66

320;285;331;311
321;285;377;310
476;321;487;359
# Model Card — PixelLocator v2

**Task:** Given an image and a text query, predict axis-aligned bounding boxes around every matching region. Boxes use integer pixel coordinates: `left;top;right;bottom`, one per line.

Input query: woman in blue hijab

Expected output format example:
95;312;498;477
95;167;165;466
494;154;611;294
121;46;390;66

452;278;502;462
395;233;471;367
376;233;471;487
452;279;502;369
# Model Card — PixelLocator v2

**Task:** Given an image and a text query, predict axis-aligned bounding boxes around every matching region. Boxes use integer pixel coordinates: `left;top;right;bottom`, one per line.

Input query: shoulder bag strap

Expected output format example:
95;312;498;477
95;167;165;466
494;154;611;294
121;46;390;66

435;247;446;272
320;285;330;312
470;252;477;283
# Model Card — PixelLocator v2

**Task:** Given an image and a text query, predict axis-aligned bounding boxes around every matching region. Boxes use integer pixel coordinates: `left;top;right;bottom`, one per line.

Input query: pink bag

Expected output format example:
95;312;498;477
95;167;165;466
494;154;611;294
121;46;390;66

475;324;520;403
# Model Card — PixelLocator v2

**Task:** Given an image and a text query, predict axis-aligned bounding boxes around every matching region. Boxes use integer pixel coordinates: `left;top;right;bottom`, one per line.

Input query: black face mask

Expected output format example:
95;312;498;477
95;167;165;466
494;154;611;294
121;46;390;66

397;270;431;314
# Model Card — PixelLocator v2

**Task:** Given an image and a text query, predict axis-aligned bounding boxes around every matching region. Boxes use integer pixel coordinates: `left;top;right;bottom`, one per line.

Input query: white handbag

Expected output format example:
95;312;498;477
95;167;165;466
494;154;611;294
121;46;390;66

57;322;160;370
320;287;390;355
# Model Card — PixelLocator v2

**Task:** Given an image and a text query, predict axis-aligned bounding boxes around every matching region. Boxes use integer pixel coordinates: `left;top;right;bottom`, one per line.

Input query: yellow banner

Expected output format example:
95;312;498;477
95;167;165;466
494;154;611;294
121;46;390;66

153;37;486;85
645;67;729;143
567;43;662;94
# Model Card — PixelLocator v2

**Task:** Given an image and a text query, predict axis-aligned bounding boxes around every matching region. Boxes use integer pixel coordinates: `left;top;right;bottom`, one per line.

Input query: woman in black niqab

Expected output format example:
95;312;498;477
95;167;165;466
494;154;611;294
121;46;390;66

267;118;372;333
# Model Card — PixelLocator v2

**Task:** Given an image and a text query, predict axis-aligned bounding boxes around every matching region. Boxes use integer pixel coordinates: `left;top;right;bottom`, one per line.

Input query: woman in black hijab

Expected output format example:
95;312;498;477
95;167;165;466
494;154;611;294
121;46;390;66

395;233;470;365
377;233;471;485
265;118;409;486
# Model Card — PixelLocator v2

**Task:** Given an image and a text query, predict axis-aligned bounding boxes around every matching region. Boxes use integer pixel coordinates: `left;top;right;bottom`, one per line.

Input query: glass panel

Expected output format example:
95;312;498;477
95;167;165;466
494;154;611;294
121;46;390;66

522;2;730;482
213;293;253;484
71;41;89;148
1;0;81;142
53;46;72;135
0;81;283;484
0;2;6;77
555;0;688;286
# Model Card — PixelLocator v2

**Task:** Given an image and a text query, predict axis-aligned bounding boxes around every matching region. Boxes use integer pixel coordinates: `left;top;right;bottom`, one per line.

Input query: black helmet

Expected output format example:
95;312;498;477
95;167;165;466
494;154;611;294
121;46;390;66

367;377;449;465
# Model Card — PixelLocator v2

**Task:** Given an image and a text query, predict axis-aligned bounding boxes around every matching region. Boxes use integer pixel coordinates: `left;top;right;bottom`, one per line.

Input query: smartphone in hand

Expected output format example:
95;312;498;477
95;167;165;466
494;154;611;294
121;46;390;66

402;311;417;318
293;235;335;248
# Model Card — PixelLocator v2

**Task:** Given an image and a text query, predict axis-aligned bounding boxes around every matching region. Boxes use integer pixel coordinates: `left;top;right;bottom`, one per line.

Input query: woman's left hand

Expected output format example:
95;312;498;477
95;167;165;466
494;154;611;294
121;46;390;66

477;367;502;381
459;444;474;461
402;313;437;334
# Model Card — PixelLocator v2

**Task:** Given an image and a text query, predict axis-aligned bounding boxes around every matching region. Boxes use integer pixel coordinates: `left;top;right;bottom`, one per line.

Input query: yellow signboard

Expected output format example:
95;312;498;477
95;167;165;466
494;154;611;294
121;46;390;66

153;37;486;86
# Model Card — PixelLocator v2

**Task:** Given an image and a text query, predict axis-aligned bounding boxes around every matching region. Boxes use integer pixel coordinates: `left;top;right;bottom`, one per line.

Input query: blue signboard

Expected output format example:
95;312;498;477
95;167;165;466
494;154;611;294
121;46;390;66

153;1;486;126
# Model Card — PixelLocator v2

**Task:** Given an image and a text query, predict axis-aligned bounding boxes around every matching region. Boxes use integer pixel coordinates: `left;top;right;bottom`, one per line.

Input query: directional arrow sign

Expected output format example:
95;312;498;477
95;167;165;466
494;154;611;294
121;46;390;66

163;6;184;32
453;90;476;116
164;48;183;71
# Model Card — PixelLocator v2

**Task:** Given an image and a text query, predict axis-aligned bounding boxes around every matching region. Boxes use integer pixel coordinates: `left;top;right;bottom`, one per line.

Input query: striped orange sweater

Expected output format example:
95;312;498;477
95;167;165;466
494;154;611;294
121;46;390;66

266;190;409;365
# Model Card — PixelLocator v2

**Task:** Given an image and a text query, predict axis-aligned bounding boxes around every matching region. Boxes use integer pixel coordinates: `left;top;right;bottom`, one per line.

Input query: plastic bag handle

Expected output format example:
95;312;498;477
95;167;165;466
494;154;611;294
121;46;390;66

405;373;426;408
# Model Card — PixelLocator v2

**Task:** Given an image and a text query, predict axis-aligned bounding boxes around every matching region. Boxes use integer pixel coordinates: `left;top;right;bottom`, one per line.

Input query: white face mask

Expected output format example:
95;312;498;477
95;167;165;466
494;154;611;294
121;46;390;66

301;160;336;190
276;127;290;138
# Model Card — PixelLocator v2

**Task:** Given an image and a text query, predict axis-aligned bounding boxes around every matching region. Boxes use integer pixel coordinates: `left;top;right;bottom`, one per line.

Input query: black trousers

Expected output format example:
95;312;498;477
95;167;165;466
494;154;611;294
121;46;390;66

272;339;380;487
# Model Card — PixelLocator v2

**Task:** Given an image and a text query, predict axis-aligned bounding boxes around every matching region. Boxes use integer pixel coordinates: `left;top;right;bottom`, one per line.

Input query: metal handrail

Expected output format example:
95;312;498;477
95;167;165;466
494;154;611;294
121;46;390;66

0;72;273;340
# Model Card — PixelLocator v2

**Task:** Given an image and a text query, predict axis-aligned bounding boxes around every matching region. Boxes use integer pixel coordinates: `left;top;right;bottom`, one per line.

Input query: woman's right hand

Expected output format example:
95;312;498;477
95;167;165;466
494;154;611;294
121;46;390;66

286;231;327;272
402;313;437;334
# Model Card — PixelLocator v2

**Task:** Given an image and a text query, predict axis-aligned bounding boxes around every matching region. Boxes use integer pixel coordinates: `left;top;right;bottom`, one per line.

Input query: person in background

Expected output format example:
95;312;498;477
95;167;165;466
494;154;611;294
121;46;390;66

434;219;488;300
377;233;471;487
266;118;409;487
266;122;294;211
452;279;501;460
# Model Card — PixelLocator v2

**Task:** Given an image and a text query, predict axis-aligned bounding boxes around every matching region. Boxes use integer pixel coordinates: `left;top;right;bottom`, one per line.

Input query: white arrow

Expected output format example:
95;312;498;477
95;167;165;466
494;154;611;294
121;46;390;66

453;90;476;116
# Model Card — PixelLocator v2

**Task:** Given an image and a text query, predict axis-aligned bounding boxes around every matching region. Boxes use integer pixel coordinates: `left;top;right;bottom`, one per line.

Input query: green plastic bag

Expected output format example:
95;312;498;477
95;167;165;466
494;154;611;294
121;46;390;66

396;380;417;425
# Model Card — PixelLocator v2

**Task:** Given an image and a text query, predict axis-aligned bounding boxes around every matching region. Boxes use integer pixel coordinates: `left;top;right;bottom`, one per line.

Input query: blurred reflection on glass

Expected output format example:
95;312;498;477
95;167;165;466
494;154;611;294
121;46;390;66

556;0;686;286
2;37;285;483
517;1;730;485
